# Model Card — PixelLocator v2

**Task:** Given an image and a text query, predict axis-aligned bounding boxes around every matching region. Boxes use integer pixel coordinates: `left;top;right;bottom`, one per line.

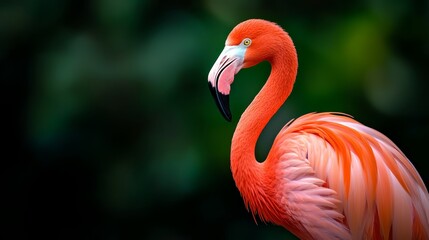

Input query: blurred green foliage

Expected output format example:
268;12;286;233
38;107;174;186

2;0;428;239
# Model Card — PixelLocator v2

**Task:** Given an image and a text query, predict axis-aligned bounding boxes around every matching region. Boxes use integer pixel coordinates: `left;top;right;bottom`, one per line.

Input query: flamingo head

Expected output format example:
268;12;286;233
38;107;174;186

208;19;287;121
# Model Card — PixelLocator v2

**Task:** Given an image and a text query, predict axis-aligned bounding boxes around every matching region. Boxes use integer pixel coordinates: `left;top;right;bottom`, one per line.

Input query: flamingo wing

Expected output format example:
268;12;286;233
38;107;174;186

269;112;429;240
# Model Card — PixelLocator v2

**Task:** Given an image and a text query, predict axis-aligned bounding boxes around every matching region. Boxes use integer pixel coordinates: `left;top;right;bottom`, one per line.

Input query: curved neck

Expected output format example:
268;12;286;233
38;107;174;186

231;40;297;167
230;35;297;215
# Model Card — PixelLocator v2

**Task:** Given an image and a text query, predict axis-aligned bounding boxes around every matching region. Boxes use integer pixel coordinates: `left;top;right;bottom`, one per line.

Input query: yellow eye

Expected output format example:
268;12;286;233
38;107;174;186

243;38;251;46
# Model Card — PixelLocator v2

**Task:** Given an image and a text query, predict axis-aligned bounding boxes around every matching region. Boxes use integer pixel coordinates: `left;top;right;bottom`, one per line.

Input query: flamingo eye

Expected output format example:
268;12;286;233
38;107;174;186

242;38;251;47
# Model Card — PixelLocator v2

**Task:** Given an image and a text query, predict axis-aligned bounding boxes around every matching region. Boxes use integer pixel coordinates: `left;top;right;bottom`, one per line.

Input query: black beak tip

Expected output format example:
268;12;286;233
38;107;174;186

208;82;232;122
222;110;232;122
225;114;232;122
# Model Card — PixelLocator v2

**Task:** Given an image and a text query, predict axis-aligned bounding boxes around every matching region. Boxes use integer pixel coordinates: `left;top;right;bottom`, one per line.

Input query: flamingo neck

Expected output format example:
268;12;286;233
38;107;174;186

230;36;297;219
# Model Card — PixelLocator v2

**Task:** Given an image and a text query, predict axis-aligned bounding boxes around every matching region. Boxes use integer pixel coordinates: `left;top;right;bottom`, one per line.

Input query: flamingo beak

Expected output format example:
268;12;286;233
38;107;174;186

208;45;245;121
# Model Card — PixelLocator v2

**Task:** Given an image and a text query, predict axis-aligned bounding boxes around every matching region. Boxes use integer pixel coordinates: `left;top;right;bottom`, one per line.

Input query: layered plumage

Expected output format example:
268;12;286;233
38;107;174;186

265;113;429;239
208;19;429;239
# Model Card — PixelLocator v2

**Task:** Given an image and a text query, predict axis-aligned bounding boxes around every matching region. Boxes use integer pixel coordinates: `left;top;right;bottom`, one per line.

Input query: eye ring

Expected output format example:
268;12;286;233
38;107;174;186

242;38;251;46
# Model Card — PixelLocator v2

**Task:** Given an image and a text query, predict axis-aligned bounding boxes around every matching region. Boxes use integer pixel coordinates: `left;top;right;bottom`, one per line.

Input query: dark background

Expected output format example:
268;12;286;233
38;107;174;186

2;0;428;239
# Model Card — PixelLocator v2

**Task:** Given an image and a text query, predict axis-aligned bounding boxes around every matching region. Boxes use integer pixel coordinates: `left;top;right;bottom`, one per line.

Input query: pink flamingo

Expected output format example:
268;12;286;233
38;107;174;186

208;19;429;239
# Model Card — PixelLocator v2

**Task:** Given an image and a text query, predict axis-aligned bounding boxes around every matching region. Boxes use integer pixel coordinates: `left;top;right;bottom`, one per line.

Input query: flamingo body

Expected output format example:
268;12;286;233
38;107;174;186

208;19;429;239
